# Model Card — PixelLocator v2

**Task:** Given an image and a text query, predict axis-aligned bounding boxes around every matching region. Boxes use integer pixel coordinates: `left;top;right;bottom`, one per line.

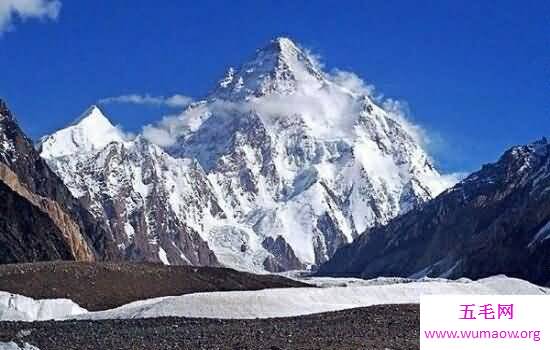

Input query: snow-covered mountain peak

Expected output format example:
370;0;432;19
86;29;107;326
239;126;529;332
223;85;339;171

72;104;110;126
270;36;299;52
40;38;458;273
39;105;127;159
262;37;313;65
214;37;324;99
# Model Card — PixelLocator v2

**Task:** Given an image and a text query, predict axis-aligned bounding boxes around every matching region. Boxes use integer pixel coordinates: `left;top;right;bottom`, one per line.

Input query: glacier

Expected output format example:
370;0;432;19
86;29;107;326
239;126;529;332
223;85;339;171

0;343;41;350
0;291;86;322
0;276;547;322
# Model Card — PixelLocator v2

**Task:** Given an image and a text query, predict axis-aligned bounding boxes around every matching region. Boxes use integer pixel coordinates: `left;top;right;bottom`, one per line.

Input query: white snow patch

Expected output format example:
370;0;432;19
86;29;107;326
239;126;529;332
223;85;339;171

0;276;546;322
70;275;548;320
0;342;41;350
124;222;135;240
158;247;170;265
528;220;550;247
0;291;87;322
39;105;128;159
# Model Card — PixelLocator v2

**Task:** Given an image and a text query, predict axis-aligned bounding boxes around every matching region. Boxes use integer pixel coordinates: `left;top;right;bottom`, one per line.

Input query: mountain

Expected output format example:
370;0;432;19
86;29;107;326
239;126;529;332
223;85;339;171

318;138;550;286
0;100;117;264
40;37;452;272
39;106;219;266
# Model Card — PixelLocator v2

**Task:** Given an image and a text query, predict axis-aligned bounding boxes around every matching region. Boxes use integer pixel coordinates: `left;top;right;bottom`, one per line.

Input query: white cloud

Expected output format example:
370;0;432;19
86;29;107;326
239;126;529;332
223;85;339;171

140;66;427;149
142;123;178;147
99;94;193;108
424;172;468;197
0;0;61;34
329;70;375;96
139;47;460;189
381;98;430;147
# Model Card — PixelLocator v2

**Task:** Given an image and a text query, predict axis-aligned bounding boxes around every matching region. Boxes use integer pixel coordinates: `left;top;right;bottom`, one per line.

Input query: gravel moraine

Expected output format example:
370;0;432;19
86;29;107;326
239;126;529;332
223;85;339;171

0;304;419;350
0;261;308;311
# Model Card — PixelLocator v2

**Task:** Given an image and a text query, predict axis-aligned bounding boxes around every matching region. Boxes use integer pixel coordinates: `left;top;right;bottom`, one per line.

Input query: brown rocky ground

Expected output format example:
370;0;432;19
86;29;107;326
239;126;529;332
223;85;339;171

0;304;419;350
0;261;308;311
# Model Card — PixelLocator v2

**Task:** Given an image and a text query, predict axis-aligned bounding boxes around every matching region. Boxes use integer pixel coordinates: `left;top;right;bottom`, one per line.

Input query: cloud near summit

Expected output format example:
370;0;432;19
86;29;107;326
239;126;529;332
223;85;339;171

99;94;193;108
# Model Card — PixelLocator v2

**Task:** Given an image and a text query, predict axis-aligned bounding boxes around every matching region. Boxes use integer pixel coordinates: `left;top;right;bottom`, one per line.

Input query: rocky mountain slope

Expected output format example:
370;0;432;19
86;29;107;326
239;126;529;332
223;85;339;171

40;37;452;272
39;106;220;266
319;138;550;286
0;261;307;311
0;100;117;264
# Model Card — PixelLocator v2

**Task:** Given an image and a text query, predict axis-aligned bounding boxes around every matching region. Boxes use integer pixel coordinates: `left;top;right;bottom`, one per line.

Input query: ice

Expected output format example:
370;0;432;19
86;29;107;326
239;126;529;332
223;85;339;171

0;291;87;322
0;276;546;322
528;220;550;247
71;275;549;320
0;343;41;350
39;105;127;159
158;246;170;265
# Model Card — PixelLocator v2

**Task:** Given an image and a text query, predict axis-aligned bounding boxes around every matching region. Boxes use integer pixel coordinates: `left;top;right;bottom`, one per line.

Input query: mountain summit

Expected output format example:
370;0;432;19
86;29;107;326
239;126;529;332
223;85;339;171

214;37;324;99
39;105;126;159
40;38;454;272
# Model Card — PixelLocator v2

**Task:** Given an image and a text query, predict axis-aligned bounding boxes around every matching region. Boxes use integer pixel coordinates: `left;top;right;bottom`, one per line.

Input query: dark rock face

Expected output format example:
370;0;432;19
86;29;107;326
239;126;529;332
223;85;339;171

314;211;349;263
262;236;305;272
0;181;73;263
0;261;309;311
0;100;117;263
319;139;550;287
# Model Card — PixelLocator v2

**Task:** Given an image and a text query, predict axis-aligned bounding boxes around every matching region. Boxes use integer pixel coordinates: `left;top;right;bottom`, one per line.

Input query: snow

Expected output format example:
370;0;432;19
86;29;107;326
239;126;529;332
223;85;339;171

355;139;401;184
0;343;40;350
70;276;548;320
39;105;127;159
206;224;271;273
38;37;457;272
124;222;135;240
528;220;550;247
0;276;547;322
0;291;87;322
158;246;170;265
40;119;226;265
0;116;16;161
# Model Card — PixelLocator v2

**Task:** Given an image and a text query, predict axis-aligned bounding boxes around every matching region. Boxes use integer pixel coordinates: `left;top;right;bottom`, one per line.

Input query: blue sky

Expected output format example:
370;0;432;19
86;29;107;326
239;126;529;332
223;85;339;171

0;0;547;173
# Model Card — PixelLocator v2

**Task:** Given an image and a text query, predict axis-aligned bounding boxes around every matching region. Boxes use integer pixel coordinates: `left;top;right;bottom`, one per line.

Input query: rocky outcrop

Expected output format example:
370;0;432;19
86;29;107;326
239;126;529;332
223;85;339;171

319;139;550;287
0;180;73;263
0;99;117;264
0;163;94;261
262;236;305;272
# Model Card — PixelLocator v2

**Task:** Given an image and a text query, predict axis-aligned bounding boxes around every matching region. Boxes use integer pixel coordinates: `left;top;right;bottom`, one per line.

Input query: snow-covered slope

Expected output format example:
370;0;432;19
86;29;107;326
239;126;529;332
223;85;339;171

40;37;455;272
39;107;220;266
72;276;548;320
166;37;453;270
0;291;86;322
319;138;550;287
39;105;126;159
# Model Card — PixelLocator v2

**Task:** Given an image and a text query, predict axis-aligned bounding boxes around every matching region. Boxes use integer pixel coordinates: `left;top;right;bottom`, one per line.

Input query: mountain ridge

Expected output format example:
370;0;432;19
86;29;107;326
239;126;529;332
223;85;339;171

318;138;550;286
0;99;119;264
39;37;454;272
